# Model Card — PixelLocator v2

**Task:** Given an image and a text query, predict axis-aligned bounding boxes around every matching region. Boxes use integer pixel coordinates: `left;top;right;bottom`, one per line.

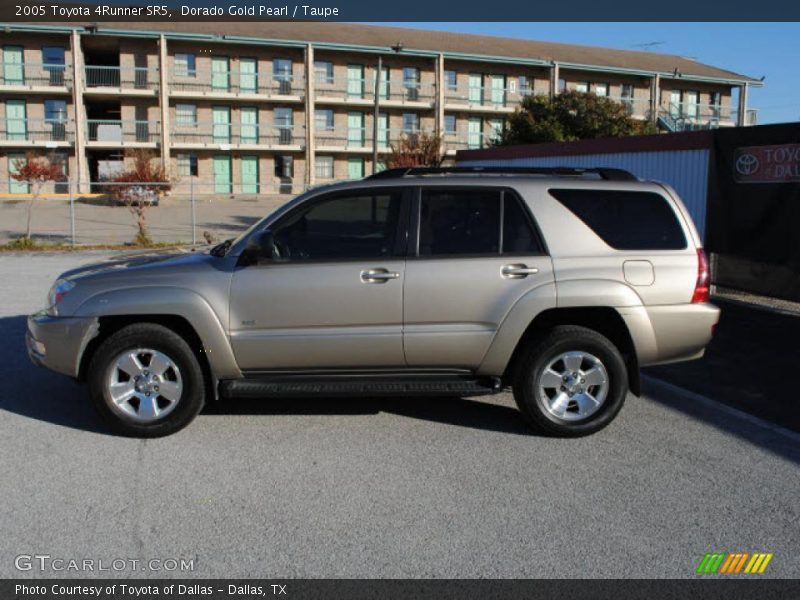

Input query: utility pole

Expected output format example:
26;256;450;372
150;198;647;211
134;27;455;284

371;55;382;174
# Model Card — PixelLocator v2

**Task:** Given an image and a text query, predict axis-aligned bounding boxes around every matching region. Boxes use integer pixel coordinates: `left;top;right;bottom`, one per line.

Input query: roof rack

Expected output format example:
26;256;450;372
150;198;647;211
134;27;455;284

367;166;638;181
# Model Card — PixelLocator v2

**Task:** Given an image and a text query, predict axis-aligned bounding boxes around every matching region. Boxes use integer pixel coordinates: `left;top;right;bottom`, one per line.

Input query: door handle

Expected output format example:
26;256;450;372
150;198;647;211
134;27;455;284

501;264;539;278
361;268;400;283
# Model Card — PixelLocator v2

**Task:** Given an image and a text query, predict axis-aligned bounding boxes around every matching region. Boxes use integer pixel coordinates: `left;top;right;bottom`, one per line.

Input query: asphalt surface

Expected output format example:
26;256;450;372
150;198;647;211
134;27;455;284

0;252;798;579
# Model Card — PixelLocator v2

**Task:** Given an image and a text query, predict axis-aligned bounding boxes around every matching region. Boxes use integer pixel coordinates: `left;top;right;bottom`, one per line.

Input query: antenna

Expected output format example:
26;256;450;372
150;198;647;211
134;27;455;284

631;41;666;51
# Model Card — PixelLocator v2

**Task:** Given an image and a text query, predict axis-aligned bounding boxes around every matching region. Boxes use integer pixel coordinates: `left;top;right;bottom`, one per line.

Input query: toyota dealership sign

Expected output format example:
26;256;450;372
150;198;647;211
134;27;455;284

734;143;800;183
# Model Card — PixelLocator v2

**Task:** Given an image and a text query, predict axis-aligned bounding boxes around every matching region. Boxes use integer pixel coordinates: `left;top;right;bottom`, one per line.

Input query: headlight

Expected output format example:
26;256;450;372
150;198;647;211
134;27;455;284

47;278;75;313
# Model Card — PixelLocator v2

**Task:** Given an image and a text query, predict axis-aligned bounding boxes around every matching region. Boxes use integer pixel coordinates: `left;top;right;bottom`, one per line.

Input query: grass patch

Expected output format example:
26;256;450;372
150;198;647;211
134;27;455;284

0;238;195;252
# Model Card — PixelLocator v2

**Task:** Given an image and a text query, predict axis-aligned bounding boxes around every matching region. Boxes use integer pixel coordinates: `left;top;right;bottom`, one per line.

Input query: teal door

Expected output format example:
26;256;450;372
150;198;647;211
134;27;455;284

212;106;231;143
347;112;364;147
490;75;506;107
467;117;482;149
6;100;27;141
239;58;257;93
213;155;232;193
241;156;259;194
377;113;389;148
347;157;364;179
3;46;24;85
347;65;364;98
468;73;483;104
488;118;504;143
8;153;29;193
379;66;390;100
211;56;230;91
240;107;258;144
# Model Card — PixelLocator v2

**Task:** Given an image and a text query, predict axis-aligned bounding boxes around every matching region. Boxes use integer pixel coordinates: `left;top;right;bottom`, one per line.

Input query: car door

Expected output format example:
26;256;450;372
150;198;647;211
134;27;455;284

229;187;410;371
403;186;555;368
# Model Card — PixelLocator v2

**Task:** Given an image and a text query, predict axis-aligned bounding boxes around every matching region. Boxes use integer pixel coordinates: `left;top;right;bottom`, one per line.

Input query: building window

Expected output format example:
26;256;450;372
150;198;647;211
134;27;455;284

42;46;65;85
595;83;609;97
711;91;722;118
44;99;67;141
403;67;420;100
402;112;419;134
315;109;334;131
575;81;589;93
177;154;198;177
518;76;529;96
273;58;293;94
444;114;457;135
316;156;334;179
558;78;566;93
175;53;196;77
275;155;293;178
175;104;197;127
620;83;634;114
275;107;294;144
314;60;334;84
445;70;457;91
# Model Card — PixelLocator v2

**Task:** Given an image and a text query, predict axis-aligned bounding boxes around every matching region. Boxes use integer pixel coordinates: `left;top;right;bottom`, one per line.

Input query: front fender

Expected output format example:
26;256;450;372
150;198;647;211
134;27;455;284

74;286;242;379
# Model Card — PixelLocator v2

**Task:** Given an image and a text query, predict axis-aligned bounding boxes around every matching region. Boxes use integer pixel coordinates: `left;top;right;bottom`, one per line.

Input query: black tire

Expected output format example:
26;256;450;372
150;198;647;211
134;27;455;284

87;323;205;437
512;325;628;437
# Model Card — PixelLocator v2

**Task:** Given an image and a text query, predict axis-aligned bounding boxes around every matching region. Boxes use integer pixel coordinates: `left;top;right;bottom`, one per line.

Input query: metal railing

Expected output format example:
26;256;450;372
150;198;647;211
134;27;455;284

0;62;71;88
657;101;738;131
315;77;436;104
169;70;305;97
606;95;651;119
86;119;160;143
0;118;74;143
315;127;434;150
84;65;160;91
444;83;527;109
171;123;305;147
443;131;499;152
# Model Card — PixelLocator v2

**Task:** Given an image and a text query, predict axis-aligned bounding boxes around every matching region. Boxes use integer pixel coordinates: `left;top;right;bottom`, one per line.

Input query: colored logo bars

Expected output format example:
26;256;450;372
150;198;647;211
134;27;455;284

696;552;773;575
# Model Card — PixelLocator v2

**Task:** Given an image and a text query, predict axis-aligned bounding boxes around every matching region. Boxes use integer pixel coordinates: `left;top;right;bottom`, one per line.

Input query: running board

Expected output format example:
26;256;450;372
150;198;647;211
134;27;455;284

219;375;503;399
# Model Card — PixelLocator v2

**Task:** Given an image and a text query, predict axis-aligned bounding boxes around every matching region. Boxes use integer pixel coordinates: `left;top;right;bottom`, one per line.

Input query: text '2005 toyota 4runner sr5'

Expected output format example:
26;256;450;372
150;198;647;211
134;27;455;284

27;167;720;437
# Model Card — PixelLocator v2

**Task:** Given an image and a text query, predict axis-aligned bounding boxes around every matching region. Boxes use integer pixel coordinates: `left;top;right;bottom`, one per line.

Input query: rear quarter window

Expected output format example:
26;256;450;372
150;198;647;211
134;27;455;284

549;188;687;250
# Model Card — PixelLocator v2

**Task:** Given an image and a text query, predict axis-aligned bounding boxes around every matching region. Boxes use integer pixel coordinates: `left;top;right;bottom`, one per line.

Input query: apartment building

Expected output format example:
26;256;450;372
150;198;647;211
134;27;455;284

0;21;760;194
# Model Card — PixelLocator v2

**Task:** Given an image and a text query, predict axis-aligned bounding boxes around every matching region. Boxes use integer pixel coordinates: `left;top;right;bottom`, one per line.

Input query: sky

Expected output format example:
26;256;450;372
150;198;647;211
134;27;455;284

382;22;799;124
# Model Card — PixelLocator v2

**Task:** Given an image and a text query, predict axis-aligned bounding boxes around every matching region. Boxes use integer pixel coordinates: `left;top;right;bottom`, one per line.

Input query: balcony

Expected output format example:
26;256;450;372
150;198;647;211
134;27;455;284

315;77;435;107
657;101;738;132
442;131;499;154
169;70;304;101
444;83;527;112
0;63;71;93
605;96;652;120
171;123;305;150
315;127;434;152
86;119;160;147
84;66;160;95
0;118;74;147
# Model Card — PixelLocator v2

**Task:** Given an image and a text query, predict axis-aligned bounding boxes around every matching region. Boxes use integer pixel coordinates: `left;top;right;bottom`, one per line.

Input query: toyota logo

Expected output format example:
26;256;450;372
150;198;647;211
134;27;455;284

735;153;760;176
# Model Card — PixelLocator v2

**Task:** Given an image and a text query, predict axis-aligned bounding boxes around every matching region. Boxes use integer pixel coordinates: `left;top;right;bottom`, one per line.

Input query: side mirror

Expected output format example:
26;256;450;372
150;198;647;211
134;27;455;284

242;230;275;265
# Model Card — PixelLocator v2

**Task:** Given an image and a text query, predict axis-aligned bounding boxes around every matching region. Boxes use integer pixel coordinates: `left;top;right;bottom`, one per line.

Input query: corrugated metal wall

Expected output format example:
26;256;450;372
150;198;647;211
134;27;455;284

459;149;710;241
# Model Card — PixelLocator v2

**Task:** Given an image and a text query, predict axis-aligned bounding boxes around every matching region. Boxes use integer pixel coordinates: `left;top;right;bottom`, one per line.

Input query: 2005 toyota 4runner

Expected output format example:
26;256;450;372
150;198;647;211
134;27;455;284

27;167;719;437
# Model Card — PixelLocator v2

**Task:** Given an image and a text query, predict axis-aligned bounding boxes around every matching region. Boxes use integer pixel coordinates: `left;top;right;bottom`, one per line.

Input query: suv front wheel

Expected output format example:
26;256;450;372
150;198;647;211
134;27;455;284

88;323;206;437
513;325;628;436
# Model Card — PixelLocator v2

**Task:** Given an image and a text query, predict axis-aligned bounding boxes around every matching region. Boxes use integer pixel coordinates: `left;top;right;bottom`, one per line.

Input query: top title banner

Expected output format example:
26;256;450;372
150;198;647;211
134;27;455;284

4;0;800;21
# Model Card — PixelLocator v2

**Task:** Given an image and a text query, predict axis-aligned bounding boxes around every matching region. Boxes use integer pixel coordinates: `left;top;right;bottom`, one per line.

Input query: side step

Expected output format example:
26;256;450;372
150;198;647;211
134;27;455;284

219;374;504;400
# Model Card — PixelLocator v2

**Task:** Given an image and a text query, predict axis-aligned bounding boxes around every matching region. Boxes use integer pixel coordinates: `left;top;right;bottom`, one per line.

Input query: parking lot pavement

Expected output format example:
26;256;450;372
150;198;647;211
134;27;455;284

0;253;798;579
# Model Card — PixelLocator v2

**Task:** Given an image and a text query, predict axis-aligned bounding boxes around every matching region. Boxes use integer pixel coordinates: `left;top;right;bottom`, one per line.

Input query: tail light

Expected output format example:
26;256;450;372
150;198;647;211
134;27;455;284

691;248;710;303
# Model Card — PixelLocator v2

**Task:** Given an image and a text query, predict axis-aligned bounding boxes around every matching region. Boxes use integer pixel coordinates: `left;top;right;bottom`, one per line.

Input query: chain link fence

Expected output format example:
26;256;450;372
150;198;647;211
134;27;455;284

0;179;309;246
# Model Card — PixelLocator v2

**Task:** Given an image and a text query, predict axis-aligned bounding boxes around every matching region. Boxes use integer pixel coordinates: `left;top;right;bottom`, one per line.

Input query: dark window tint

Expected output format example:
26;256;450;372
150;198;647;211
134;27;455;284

503;193;544;254
549;189;687;250
419;189;501;256
273;191;403;260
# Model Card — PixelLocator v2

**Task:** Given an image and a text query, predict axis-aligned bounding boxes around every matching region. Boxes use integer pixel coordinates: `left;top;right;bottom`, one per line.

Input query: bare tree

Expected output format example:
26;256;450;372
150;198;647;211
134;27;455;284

107;150;172;246
384;131;444;169
9;152;65;242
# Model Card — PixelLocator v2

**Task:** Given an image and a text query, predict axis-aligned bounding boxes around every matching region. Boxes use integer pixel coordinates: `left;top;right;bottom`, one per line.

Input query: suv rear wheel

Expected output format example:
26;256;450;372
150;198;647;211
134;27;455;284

512;325;627;436
88;323;205;437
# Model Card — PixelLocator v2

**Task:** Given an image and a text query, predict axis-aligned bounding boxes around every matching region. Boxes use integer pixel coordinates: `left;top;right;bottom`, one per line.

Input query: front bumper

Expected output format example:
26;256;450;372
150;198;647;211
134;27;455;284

26;312;100;378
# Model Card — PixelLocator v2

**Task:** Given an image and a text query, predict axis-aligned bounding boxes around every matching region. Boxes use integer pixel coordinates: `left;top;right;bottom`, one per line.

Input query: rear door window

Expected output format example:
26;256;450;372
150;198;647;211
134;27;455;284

549;188;687;250
418;187;545;257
